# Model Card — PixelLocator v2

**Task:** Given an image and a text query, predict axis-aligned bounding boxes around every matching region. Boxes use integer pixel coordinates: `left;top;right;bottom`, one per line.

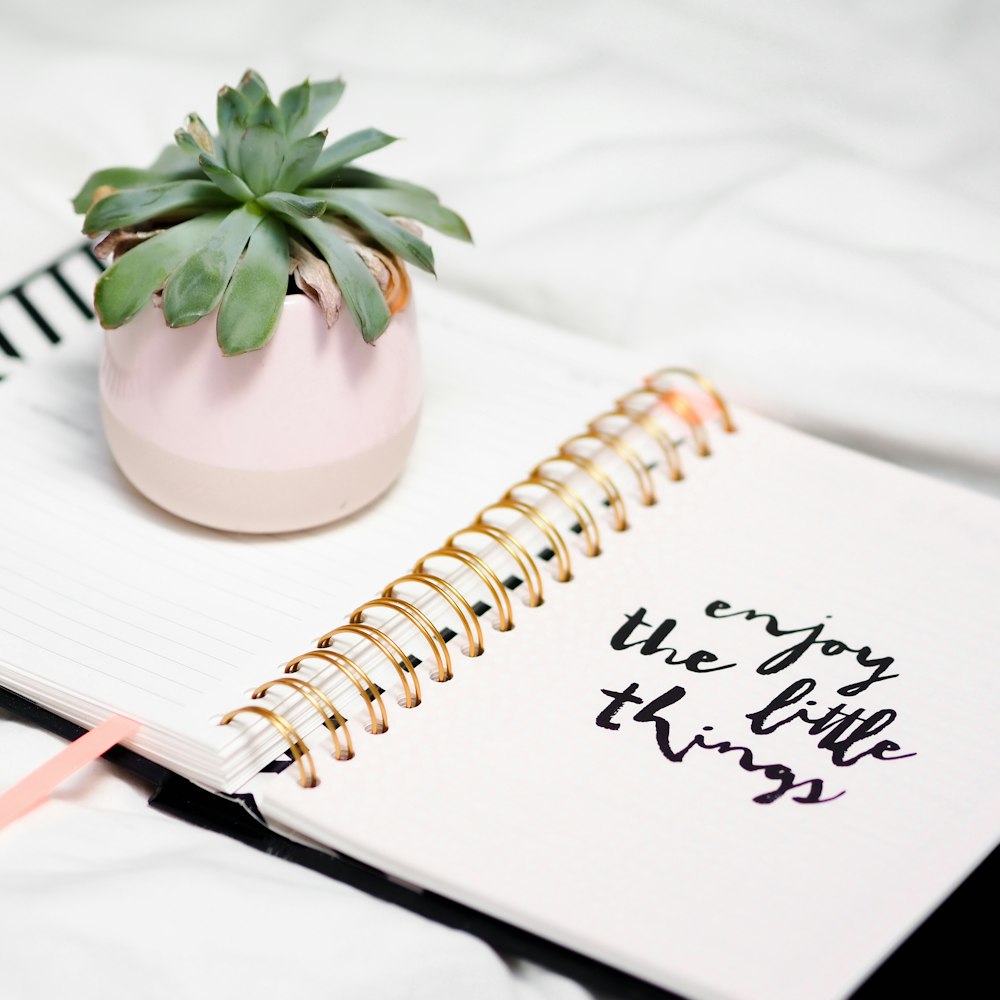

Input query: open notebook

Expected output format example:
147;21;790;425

1;260;999;1000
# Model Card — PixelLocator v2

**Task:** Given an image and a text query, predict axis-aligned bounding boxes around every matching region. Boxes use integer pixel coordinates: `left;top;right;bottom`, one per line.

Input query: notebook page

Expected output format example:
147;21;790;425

0;284;640;787
251;410;1000;1000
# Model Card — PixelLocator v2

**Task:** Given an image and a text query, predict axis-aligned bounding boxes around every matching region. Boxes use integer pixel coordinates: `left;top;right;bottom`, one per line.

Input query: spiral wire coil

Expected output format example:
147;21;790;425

219;369;734;786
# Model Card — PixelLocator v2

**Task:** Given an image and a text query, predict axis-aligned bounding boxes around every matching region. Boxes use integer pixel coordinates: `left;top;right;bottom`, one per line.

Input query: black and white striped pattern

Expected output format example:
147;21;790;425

0;244;104;380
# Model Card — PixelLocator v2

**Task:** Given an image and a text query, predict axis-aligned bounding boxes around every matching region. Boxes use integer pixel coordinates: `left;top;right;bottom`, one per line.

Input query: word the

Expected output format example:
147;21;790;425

610;608;736;673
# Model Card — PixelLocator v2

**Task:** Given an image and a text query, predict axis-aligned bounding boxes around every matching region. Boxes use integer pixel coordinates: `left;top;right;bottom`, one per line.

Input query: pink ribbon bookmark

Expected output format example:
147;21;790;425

0;715;140;831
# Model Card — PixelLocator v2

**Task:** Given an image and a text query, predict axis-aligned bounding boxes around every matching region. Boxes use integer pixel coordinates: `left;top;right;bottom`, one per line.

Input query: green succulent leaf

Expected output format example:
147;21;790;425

278;80;311;135
239;124;285;195
198;154;255;202
217;86;250;171
257;191;326;218
72;168;174;215
94;212;226;328
281;213;391;343
217;216;289;355
148;143;198;175
305;129;398;185
248;94;284;131
322;192;435;274
174;128;204;158
306;79;347;121
322;187;472;242
162;203;265;327
238;69;269;109
185;114;215;154
285;78;346;140
76;73;471;348
83;180;234;234
217;85;248;131
327;165;440;201
274;131;327;191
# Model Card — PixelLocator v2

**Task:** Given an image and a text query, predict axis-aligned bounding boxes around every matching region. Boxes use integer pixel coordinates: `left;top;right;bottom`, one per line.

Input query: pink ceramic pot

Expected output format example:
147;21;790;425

99;295;421;533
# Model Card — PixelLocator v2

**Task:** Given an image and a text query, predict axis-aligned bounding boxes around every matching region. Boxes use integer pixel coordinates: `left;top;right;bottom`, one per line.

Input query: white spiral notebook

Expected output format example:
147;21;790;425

0;256;998;1000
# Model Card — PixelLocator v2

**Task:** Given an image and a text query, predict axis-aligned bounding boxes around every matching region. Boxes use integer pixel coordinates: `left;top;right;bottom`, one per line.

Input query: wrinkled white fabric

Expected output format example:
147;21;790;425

1;2;998;998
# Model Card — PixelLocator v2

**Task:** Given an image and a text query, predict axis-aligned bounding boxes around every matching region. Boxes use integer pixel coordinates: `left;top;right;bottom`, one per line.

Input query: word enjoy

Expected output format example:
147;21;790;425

704;600;899;696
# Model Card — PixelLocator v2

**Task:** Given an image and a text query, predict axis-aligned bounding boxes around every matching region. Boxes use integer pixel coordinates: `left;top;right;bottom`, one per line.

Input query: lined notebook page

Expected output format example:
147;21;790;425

0;284;640;787
251;411;1000;1000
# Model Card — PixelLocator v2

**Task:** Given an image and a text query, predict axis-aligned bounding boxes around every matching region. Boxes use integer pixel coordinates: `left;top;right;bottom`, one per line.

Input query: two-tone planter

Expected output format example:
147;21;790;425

100;295;420;533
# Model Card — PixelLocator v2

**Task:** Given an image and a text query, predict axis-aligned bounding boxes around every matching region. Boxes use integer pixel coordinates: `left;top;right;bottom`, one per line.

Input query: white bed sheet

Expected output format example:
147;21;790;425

1;2;998;998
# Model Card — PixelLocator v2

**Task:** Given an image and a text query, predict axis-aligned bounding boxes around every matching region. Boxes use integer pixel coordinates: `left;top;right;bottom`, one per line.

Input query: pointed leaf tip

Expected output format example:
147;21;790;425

304;128;399;185
185;114;215;154
92;212;225;328
217;215;288;354
162;204;263;327
322;191;436;275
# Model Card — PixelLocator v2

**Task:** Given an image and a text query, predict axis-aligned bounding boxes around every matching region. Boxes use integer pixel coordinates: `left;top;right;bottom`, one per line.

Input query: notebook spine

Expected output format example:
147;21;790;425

220;369;736;785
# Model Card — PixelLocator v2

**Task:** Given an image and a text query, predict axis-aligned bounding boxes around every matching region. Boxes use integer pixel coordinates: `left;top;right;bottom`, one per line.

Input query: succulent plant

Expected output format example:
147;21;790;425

74;70;470;354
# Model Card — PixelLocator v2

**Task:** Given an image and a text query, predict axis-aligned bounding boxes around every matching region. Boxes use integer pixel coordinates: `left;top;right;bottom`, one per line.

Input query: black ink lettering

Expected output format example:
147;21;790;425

612;609;736;673
684;649;737;673
866;741;915;762
633;688;841;803
704;602;807;639
632;686;689;760
596;682;644;730
641;617;679;655
747;680;914;768
836;651;899;696
756;623;827;674
707;599;901;695
817;708;916;766
704;600;732;618
610;609;651;651
746;677;818;734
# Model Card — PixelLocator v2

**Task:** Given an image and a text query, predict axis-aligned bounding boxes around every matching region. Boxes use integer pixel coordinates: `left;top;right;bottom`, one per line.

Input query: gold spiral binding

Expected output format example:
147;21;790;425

218;705;317;788
506;476;601;557
562;431;656;507
609;397;683;481
350;597;453;682
218;367;732;780
383;573;485;657
446;523;545;608
659;390;711;456
535;452;628;531
251;675;354;761
477;499;572;583
617;385;709;458
286;648;389;735
317;623;421;708
413;547;515;632
645;367;736;434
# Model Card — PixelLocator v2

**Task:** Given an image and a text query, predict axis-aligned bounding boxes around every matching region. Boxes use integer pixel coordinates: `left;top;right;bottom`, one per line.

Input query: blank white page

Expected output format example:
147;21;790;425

250;409;1000;1000
0;284;640;788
